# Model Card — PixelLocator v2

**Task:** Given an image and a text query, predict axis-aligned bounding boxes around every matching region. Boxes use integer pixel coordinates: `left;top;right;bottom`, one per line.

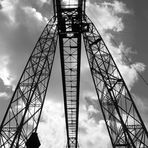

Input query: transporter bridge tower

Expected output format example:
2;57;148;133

0;0;148;148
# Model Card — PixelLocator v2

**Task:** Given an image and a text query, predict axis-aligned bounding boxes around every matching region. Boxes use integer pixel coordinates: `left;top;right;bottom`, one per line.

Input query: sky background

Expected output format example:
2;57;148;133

0;0;148;148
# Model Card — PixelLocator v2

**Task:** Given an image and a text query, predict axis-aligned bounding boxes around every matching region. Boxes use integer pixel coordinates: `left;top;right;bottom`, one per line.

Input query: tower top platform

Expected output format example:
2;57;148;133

53;0;86;15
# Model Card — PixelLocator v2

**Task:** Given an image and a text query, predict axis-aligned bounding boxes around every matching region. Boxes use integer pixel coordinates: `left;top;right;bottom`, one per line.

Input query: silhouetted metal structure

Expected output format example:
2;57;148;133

0;0;148;148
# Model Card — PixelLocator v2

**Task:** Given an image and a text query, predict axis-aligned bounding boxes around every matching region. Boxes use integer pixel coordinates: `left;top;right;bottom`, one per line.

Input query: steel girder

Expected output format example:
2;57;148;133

57;5;82;148
0;1;148;148
0;16;58;148
82;14;148;148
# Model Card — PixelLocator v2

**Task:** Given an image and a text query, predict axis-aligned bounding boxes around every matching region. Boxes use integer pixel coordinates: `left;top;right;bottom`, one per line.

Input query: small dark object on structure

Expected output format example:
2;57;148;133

26;133;41;148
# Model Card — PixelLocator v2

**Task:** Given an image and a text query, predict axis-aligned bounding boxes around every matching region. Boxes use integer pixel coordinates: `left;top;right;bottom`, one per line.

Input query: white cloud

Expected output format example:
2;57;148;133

22;6;47;23
118;62;145;89
36;99;111;148
0;0;146;147
86;1;130;32
106;41;146;90
0;0;48;31
79;104;111;148
20;6;48;33
38;100;66;148
0;92;8;98
87;105;98;114
0;55;14;85
0;0;16;25
0;0;48;87
102;1;130;14
81;0;145;91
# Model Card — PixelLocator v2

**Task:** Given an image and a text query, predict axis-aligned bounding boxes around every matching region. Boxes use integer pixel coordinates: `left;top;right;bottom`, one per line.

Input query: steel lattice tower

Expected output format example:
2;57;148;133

0;0;148;148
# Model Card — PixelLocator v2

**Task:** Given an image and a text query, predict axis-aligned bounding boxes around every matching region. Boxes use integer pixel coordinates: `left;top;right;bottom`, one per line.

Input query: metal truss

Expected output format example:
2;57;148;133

82;14;148;148
1;0;148;147
0;16;58;148
56;1;83;147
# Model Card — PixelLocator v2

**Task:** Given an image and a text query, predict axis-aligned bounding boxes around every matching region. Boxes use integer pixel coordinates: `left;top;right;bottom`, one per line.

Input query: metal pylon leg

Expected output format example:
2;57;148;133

0;16;58;148
82;14;148;148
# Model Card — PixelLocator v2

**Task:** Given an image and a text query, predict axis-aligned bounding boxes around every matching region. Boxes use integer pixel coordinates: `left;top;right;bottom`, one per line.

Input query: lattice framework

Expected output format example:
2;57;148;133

0;1;148;148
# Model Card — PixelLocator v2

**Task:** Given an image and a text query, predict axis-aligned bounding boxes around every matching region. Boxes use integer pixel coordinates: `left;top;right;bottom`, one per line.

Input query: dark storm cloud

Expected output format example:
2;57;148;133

0;78;13;99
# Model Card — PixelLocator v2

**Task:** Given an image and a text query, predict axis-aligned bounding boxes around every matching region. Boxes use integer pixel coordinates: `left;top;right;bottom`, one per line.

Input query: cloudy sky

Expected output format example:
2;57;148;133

0;0;148;148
